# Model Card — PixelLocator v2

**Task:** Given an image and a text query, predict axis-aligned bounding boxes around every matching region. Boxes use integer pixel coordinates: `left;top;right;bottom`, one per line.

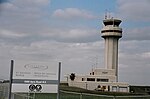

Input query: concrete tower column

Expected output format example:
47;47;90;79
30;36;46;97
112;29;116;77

101;18;122;82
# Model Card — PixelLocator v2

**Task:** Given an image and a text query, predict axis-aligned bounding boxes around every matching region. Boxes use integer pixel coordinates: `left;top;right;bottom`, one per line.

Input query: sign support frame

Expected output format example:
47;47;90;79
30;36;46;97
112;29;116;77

8;60;14;99
57;62;61;99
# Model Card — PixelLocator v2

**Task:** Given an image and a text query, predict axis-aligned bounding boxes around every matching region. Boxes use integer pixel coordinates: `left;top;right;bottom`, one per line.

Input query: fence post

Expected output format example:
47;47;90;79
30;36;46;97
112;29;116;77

113;96;116;99
80;93;82;99
8;60;14;99
33;93;35;99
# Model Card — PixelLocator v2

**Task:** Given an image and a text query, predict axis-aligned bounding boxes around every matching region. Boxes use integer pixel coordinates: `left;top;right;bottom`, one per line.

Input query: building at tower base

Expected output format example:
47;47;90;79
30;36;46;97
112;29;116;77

66;68;129;92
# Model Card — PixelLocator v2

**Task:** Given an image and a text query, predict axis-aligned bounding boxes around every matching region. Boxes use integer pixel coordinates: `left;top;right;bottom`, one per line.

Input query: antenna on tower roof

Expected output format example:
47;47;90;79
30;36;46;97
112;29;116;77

105;9;108;19
105;9;112;19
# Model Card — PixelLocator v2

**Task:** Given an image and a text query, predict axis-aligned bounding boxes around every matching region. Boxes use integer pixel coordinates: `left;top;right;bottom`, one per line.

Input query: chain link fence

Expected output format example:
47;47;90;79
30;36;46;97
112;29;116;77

0;83;9;99
60;91;150;99
60;90;150;99
1;83;150;99
12;93;34;99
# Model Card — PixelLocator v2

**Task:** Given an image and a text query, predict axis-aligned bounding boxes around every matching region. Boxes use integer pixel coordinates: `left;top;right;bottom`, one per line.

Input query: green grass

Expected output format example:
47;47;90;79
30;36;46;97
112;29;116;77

34;93;56;99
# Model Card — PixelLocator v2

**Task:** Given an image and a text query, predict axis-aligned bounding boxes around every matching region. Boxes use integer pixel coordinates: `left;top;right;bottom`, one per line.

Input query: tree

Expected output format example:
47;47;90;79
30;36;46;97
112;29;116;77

70;73;75;81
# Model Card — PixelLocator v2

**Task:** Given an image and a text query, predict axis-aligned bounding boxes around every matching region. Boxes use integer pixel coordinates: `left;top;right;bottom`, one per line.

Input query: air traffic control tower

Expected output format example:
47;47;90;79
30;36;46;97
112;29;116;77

67;17;129;92
101;18;122;82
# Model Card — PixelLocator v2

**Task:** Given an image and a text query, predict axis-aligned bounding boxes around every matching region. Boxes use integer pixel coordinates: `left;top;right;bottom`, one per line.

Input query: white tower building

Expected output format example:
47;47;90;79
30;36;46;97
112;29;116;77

66;17;129;92
101;18;122;82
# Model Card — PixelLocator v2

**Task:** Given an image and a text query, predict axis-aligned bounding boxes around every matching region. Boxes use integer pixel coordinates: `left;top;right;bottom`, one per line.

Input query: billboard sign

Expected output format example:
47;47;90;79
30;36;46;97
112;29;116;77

11;60;61;93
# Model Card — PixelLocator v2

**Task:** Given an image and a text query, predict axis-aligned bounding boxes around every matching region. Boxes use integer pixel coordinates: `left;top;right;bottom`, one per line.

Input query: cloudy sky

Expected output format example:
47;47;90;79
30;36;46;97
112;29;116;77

0;0;150;85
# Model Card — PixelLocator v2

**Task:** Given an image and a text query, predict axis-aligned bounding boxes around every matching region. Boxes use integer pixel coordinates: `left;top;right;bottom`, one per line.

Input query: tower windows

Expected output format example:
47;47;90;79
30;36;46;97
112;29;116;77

87;78;95;81
92;72;94;75
97;79;109;82
101;30;122;33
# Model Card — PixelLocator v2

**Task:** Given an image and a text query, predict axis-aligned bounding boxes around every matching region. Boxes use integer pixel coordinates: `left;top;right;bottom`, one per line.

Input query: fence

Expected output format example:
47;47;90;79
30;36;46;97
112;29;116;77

11;93;34;99
60;90;150;99
0;83;9;99
1;87;150;99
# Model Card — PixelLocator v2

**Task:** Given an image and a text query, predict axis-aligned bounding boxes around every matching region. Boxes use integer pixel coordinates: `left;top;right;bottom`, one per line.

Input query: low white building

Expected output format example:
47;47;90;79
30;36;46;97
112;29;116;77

67;68;129;92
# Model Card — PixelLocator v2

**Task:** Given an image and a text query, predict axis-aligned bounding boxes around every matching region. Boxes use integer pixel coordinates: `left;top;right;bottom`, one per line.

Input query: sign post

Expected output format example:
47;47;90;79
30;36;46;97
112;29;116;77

8;60;14;99
57;62;61;99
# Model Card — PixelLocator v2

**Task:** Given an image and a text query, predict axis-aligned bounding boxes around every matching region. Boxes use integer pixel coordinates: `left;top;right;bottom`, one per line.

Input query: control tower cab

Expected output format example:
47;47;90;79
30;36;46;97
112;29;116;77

101;19;122;38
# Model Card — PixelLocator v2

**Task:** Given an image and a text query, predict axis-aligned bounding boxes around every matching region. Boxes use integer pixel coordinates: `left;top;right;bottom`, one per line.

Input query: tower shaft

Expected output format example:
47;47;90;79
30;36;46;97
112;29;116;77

104;37;119;77
101;18;122;82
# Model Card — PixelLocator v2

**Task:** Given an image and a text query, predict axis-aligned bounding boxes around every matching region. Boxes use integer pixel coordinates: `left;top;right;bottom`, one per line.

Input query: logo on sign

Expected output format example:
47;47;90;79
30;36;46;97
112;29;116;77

24;63;48;71
29;84;42;92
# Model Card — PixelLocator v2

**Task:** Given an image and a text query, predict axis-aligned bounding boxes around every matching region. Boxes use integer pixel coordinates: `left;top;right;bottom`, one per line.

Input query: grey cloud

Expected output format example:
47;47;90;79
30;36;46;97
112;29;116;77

116;0;150;42
118;40;150;85
0;0;50;34
0;29;27;38
12;0;50;7
40;28;101;43
122;26;150;41
117;0;150;21
0;27;100;46
0;40;104;79
0;1;100;44
52;8;97;20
